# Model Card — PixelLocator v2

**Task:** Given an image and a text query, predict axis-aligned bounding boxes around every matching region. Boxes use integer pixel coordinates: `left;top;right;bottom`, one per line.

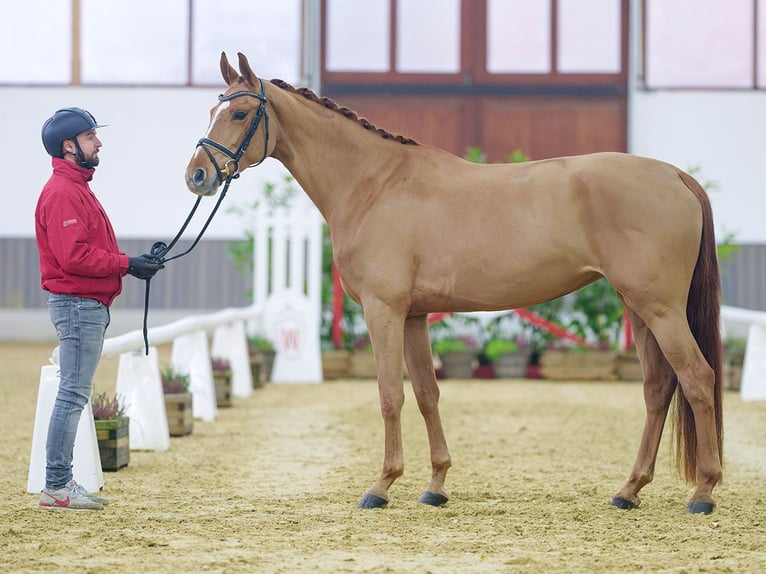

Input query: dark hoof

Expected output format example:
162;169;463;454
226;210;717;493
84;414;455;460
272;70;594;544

687;500;715;515
357;493;388;509
418;491;448;507
611;496;636;510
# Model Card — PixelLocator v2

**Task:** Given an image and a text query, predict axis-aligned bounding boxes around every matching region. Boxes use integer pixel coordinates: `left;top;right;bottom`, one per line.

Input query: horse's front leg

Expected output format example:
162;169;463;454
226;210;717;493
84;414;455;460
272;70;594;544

357;301;407;509
404;314;451;506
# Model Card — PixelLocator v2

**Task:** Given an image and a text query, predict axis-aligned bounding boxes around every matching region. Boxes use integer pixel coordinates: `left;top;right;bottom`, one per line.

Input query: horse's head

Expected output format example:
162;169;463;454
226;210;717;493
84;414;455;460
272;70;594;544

185;52;272;196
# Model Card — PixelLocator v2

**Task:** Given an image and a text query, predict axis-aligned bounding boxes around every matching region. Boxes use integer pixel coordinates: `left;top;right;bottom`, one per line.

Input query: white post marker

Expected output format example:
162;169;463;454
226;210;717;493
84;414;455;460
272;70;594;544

27;365;104;494
263;290;322;383
741;323;766;401
115;347;170;451
211;321;252;398
171;330;217;421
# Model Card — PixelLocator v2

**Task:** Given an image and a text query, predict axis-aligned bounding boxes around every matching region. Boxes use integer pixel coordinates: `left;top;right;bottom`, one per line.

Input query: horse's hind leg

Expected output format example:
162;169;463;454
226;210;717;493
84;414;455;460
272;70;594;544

404;314;451;506
612;310;677;510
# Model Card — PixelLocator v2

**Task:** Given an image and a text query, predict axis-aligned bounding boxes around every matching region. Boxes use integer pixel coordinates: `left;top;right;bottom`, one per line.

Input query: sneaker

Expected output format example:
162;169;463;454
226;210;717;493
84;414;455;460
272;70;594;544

70;480;110;506
39;481;103;510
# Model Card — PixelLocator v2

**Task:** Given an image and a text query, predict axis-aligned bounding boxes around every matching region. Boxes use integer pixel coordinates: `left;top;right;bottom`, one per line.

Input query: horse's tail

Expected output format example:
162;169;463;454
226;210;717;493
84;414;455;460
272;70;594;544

675;169;724;483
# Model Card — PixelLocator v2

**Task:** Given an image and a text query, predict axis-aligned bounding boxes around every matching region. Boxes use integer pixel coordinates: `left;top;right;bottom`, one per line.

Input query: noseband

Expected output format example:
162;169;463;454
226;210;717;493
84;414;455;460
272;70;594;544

196;77;270;183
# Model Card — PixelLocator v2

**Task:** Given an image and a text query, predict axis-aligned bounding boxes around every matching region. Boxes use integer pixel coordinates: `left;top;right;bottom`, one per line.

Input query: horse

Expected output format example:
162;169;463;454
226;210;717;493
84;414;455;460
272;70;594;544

185;52;723;515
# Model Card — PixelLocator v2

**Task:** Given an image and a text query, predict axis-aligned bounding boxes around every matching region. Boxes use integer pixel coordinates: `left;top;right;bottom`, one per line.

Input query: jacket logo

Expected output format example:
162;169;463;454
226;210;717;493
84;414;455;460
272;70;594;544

62;219;77;227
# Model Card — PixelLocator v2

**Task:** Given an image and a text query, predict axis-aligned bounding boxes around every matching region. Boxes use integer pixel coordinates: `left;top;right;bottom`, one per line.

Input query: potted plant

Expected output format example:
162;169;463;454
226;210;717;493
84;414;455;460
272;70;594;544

91;391;130;471
432;336;478;379
161;366;193;436
480;313;532;379
247;335;276;387
429;315;481;379
483;338;530;379
211;356;233;407
538;280;622;381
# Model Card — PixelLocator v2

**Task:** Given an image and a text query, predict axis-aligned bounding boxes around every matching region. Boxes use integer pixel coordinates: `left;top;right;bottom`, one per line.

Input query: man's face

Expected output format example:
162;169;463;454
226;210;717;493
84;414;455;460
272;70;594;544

69;129;102;168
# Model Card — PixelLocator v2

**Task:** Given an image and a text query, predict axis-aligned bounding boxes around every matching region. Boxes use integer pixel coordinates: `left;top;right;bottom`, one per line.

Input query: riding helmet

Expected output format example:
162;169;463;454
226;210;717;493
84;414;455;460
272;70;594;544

41;107;107;157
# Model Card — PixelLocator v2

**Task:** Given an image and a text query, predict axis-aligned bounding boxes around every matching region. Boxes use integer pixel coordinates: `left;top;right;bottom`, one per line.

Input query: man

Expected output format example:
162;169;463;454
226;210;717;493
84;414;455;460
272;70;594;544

35;107;163;510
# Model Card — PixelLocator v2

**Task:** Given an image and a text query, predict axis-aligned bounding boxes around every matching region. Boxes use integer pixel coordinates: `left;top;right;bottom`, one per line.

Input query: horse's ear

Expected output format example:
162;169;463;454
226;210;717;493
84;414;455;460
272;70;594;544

237;52;258;87
220;52;239;86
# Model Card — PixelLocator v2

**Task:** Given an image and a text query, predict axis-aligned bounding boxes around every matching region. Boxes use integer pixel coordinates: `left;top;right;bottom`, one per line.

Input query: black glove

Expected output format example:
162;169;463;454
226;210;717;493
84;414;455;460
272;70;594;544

128;254;164;280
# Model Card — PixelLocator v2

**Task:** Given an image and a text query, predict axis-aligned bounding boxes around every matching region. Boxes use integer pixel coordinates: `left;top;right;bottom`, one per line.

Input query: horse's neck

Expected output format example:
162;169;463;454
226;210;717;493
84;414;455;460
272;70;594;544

269;88;402;224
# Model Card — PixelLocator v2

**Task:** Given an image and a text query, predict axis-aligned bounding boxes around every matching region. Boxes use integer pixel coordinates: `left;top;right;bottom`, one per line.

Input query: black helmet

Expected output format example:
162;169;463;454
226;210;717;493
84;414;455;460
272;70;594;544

41;107;106;158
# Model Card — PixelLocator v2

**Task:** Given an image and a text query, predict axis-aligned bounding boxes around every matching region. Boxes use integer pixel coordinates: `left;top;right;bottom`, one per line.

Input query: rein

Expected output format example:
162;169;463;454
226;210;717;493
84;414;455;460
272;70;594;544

139;81;270;354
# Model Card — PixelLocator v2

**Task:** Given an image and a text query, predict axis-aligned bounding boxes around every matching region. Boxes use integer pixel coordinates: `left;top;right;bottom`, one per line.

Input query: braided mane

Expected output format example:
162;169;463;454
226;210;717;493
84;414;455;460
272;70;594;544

269;78;419;146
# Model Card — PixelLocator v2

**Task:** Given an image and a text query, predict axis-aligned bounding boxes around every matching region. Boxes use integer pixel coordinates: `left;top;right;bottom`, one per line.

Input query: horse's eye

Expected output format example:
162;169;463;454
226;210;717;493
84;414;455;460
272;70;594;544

233;110;248;121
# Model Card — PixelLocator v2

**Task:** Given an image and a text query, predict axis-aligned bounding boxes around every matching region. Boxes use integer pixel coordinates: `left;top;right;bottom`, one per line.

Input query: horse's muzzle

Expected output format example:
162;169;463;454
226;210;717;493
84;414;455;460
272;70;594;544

185;167;217;196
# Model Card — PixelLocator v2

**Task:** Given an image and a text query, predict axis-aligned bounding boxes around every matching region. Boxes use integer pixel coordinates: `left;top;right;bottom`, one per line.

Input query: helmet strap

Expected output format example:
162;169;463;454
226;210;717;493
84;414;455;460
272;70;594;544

71;137;88;167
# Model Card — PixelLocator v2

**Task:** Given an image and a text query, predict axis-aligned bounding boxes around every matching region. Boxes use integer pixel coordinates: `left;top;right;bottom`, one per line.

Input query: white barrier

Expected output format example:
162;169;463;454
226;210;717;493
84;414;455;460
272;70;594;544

721;305;766;401
27;365;104;494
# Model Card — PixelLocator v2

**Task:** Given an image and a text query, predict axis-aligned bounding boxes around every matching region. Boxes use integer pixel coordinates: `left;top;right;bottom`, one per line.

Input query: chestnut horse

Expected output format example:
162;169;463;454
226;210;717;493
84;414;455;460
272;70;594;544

185;53;723;514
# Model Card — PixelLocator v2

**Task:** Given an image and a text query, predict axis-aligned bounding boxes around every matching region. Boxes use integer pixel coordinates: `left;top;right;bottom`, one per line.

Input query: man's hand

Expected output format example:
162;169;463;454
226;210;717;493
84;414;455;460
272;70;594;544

127;254;164;280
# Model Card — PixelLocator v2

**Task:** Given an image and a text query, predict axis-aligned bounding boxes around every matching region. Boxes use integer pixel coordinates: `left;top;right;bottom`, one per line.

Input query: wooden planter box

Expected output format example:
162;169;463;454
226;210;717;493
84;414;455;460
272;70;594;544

322;349;352;380
213;370;233;407
95;417;130;471
350;351;378;379
724;362;743;391
616;350;643;381
249;350;276;388
165;392;193;436
540;349;618;381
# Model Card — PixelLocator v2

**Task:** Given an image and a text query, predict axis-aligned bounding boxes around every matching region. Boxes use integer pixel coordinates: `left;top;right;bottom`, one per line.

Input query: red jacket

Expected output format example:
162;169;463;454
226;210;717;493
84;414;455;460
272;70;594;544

35;158;129;306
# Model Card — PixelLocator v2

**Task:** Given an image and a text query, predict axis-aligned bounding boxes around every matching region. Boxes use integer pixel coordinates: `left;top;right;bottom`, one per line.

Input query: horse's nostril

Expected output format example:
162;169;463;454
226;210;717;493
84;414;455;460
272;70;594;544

192;168;206;186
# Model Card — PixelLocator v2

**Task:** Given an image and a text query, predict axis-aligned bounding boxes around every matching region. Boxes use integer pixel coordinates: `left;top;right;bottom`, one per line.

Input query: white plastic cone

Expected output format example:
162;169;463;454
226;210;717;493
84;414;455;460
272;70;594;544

27;365;105;494
212;321;252;398
115;347;170;451
171;330;217;421
741;323;766;401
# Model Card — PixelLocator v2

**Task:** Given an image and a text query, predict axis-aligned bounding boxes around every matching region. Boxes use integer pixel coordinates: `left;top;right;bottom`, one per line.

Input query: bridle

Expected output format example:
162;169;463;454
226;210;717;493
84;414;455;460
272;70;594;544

138;79;270;354
196;77;270;183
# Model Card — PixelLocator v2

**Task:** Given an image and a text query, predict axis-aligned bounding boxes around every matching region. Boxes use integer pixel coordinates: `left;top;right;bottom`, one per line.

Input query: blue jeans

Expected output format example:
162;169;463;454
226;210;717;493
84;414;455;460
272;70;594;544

45;294;110;490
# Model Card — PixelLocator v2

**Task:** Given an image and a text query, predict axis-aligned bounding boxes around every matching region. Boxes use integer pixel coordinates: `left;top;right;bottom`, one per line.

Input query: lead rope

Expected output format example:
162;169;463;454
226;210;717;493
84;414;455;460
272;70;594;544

139;176;235;355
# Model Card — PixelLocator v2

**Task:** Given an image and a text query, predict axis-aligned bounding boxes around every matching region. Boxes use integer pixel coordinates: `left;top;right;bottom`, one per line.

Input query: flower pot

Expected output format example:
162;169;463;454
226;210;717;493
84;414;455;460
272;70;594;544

94;417;130;471
492;351;531;379
439;350;476;379
164;392;193;436
213;369;233;407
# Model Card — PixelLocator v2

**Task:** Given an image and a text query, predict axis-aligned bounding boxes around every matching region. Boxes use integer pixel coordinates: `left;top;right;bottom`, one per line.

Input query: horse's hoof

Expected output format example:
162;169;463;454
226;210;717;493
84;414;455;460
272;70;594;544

357;493;388;509
611;496;636;510
418;491;448;507
687;500;715;515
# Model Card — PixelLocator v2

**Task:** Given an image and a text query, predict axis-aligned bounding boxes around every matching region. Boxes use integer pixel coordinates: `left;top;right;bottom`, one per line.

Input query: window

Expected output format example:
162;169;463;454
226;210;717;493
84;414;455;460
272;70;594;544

0;0;301;86
0;0;71;84
323;0;627;87
644;0;763;89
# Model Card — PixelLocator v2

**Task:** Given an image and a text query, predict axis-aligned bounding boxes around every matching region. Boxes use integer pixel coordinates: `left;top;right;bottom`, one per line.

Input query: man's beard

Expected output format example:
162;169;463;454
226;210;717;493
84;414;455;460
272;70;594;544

81;154;100;168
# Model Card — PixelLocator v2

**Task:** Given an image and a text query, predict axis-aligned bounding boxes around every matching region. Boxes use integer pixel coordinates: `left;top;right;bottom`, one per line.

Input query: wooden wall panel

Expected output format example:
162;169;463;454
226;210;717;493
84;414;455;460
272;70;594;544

477;96;627;162
326;95;470;157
